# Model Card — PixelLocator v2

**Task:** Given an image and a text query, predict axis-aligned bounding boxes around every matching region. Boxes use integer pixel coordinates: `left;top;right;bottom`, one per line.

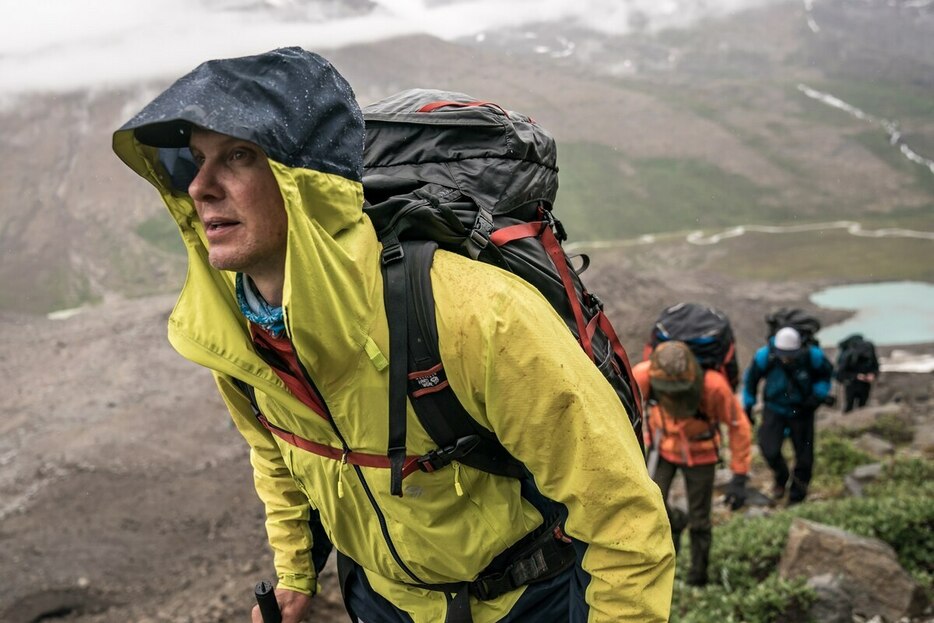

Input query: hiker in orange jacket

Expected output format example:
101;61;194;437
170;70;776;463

633;340;752;586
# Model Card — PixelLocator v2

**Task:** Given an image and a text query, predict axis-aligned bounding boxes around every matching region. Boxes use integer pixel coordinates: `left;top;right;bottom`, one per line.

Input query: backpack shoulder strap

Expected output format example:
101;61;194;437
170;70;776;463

767;347;814;398
382;240;526;492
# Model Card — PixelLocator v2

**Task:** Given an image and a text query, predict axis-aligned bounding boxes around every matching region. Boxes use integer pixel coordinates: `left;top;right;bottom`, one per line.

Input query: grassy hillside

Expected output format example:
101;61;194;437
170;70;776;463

557;145;780;240
708;229;934;282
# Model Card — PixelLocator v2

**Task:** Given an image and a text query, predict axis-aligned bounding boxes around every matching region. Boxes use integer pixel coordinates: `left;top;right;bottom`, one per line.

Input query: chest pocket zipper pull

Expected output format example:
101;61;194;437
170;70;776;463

453;461;464;497
337;451;348;499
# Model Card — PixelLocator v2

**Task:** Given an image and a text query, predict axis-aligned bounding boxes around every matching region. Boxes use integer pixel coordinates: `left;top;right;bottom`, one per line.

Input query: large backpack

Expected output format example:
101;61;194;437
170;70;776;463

643;302;739;390
765;307;821;346
361;89;643;496
837;334;878;377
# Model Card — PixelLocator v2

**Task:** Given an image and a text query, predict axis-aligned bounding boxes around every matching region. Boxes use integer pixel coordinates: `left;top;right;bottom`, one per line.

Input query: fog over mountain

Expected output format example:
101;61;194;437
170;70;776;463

0;0;931;315
1;0;784;95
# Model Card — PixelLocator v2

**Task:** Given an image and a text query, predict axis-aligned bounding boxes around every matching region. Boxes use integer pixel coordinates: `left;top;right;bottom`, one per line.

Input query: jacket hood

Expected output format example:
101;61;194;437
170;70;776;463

116;47;363;183
112;47;374;393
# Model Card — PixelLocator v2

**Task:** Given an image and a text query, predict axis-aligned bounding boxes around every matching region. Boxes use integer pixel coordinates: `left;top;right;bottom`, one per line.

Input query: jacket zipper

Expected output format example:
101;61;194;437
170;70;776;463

285;331;426;585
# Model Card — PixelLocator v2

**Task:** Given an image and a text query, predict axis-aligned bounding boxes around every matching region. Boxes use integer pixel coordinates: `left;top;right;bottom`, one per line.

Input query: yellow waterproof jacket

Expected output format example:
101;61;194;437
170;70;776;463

113;48;673;622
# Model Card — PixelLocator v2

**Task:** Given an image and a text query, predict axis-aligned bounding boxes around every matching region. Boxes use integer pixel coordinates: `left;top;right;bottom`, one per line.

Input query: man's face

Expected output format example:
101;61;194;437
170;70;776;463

187;129;287;285
657;391;699;420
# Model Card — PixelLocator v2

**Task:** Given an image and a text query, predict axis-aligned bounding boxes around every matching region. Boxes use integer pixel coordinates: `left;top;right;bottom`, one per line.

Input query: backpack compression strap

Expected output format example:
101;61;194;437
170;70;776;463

380;232;411;496
403;241;527;479
381;240;527;496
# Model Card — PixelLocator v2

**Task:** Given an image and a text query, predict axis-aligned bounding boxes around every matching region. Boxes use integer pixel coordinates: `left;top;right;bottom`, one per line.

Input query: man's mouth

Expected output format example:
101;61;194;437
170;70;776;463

204;218;240;232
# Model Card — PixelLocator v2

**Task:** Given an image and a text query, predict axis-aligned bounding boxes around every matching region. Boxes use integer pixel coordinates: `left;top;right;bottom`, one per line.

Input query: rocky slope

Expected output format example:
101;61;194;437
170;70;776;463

0;240;930;622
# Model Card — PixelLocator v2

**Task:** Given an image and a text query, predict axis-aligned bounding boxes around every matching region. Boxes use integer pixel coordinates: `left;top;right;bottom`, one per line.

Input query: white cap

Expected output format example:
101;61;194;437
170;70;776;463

774;327;802;352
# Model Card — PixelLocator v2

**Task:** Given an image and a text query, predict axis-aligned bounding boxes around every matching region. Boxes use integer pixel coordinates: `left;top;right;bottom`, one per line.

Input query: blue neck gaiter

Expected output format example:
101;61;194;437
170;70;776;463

236;273;286;337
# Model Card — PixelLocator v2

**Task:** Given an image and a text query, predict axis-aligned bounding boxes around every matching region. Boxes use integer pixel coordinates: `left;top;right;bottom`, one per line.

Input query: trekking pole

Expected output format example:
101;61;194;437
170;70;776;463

255;579;282;623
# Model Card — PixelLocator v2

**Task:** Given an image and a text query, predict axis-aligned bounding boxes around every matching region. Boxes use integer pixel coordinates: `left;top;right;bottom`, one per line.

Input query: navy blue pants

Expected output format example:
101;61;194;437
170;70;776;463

342;558;586;623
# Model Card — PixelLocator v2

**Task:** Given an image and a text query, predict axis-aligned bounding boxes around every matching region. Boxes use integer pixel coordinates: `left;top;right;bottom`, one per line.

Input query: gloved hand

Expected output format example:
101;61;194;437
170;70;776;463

723;474;748;510
802;394;824;411
744;404;755;426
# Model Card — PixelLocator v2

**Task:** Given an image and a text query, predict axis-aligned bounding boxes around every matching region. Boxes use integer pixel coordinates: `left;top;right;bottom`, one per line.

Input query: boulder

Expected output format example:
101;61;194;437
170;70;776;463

911;421;934;459
805;573;852;623
853;433;894;458
819;404;905;435
844;462;883;497
778;518;927;621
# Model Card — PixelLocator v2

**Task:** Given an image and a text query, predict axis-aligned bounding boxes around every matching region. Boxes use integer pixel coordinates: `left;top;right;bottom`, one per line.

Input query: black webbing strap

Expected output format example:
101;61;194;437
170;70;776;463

337;520;576;623
465;204;494;260
381;233;408;497
403;241;526;480
416;519;577;622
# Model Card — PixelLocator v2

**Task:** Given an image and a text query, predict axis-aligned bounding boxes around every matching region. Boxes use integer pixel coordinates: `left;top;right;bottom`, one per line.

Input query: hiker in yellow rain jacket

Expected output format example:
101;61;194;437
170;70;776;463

633;340;751;586
112;48;673;622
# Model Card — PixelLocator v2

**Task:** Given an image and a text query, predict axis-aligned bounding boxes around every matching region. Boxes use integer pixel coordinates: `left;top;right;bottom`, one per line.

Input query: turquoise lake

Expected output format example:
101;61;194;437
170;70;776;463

810;281;934;347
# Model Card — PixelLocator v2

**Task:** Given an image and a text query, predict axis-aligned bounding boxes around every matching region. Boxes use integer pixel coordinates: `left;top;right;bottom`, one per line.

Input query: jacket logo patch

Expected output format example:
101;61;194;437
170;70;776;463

414;373;442;389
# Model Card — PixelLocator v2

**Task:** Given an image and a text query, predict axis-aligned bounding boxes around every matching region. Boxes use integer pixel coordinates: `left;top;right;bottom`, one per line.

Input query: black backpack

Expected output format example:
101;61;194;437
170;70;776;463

837;334;878;377
361;89;643;496
765;307;821;346
644;302;739;390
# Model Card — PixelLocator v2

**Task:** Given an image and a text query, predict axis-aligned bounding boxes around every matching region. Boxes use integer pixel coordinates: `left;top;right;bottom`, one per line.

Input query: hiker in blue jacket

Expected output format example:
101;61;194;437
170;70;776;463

743;327;833;505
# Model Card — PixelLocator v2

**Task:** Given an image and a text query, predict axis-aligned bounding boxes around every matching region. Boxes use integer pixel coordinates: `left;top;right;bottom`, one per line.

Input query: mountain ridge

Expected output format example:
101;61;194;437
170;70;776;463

1;0;931;314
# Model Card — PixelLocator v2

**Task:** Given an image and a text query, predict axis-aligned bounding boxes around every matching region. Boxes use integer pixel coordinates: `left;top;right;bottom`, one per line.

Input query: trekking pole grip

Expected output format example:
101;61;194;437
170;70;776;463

255;579;282;623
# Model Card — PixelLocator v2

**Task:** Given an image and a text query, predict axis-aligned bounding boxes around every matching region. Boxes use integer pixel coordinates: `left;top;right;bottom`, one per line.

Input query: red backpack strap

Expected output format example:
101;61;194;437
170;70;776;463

491;220;593;359
418;100;509;117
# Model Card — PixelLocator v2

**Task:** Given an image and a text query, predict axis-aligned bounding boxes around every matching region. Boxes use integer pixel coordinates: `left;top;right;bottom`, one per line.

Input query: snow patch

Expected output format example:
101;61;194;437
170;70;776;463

881;350;934;374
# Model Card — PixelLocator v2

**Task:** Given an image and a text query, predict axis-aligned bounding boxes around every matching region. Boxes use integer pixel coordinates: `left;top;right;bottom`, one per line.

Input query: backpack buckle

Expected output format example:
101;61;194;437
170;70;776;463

416;435;480;472
586;292;604;311
466;208;494;258
469;228;489;249
381;242;405;264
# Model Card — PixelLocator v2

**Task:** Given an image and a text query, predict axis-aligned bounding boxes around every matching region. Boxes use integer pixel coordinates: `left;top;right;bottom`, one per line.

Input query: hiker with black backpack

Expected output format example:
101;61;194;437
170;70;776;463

743;326;834;505
113;48;673;623
836;334;880;412
633;340;752;586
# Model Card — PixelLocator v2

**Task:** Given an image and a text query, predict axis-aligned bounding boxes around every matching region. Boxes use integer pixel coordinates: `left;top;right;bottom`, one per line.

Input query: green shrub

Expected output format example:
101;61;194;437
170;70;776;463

671;575;814;623
814;434;873;484
671;461;934;621
708;515;793;583
867;413;915;445
875;456;934;486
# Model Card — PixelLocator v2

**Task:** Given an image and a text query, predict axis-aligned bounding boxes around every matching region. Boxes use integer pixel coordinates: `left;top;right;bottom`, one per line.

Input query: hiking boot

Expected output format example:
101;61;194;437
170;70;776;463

771;484;786;501
788;489;807;506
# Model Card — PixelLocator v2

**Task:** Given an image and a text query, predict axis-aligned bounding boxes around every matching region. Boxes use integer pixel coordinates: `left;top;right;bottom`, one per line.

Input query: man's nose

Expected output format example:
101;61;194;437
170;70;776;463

188;162;222;202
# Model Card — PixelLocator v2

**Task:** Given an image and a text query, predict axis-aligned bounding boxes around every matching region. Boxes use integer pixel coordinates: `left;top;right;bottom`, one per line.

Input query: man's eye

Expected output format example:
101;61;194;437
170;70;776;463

231;148;252;162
